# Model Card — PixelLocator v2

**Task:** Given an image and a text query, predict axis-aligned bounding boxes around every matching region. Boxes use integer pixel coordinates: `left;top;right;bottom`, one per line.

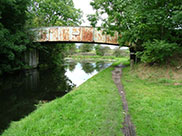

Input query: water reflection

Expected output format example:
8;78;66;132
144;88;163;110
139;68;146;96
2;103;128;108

0;67;74;134
65;61;111;86
0;61;111;134
67;61;77;72
95;61;106;72
81;62;95;74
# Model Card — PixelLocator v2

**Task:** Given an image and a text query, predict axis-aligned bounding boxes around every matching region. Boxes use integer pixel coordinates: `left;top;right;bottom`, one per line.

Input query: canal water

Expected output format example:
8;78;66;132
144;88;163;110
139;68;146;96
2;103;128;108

0;60;111;134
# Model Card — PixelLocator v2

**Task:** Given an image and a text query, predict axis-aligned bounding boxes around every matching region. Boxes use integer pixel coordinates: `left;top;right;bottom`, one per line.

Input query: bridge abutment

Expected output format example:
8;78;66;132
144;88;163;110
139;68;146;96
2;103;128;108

24;49;39;68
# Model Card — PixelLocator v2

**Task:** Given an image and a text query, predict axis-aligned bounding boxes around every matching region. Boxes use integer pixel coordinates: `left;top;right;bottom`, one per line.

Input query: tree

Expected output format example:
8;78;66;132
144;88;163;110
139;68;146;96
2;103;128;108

113;48;129;58
27;0;83;67
95;61;105;72
27;0;82;27
103;46;111;55
79;44;93;53
68;61;77;72
0;0;35;74
88;0;182;63
95;45;109;56
63;44;77;56
0;0;83;74
81;62;95;74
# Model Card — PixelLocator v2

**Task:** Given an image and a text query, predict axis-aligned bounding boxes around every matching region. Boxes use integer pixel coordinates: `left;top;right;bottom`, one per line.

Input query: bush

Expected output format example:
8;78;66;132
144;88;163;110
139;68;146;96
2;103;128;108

139;40;179;64
79;44;93;52
113;48;129;57
95;45;110;56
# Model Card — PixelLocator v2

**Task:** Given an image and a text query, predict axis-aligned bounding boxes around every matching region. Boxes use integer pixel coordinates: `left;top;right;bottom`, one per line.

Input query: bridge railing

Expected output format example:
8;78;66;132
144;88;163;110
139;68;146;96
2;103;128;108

31;26;119;45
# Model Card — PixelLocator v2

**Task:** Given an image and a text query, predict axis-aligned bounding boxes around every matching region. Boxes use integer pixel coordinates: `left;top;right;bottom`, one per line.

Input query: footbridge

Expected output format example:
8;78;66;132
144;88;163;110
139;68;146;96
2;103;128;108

32;26;119;45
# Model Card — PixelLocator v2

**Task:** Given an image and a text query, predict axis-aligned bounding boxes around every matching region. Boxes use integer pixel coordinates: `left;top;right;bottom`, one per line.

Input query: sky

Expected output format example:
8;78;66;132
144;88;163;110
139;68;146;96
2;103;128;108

73;0;94;26
65;63;98;86
72;0;128;50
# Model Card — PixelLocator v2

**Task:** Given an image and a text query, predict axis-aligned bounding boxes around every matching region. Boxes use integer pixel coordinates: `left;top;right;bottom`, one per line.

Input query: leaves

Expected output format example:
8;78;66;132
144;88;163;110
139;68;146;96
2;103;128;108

0;0;83;74
0;0;32;73
139;40;178;63
27;0;83;27
89;0;182;63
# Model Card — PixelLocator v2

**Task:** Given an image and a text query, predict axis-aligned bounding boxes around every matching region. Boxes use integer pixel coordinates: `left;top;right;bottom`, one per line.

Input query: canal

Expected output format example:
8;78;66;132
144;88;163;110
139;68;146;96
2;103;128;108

0;60;111;134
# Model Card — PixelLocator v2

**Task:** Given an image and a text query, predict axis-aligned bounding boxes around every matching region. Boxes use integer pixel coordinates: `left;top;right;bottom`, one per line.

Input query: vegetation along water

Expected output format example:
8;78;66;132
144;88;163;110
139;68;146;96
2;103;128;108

0;60;111;134
1;66;124;136
0;0;182;135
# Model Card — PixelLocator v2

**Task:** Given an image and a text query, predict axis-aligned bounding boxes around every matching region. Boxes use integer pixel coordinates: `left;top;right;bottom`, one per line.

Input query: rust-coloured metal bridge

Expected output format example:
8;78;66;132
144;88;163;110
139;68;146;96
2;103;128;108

32;26;120;45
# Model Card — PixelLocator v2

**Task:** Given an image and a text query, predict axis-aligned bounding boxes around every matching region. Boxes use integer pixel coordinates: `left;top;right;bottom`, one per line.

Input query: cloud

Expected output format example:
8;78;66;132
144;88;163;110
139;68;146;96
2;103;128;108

73;0;95;26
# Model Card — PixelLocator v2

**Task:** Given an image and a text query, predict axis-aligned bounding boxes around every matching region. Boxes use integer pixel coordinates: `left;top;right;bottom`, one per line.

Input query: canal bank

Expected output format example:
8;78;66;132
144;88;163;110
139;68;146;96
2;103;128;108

0;60;112;134
1;66;124;136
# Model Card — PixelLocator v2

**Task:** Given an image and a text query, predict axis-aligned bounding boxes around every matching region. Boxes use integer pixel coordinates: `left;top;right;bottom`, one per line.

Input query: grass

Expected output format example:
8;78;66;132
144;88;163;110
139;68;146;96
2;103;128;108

133;63;182;83
122;66;182;136
4;57;181;136
2;67;123;136
112;58;130;66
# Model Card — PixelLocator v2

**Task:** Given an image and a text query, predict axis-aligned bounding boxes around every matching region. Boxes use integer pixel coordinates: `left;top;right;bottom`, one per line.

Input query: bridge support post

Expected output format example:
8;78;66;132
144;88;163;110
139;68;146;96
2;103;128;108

24;49;39;68
129;47;136;69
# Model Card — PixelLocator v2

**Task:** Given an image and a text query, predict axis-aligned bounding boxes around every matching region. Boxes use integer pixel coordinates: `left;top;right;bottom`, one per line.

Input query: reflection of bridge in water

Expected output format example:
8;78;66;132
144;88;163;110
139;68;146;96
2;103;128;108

32;26;120;45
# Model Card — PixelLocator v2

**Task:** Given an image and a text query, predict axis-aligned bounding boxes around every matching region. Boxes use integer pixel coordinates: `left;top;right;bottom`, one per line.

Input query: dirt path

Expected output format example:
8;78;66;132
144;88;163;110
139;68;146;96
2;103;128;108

112;66;136;136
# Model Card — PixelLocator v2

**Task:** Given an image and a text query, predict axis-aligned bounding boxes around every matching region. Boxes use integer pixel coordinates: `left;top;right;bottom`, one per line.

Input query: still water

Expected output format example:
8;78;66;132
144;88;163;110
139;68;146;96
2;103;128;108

0;60;111;134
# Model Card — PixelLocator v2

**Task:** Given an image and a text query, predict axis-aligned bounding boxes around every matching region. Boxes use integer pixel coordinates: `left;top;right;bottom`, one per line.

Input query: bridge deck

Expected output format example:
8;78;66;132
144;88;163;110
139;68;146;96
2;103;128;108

32;26;119;45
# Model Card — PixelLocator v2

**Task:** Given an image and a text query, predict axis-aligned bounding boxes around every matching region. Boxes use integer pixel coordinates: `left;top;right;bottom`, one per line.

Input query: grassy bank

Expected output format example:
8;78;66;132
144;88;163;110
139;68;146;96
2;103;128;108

2;67;123;136
111;58;130;67
122;66;182;136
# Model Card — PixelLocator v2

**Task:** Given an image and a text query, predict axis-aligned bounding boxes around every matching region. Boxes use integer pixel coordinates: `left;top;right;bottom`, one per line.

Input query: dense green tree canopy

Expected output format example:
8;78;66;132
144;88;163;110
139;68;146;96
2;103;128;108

89;0;182;63
79;43;93;52
94;45;110;56
27;0;82;27
27;0;83;67
0;0;82;74
0;0;32;74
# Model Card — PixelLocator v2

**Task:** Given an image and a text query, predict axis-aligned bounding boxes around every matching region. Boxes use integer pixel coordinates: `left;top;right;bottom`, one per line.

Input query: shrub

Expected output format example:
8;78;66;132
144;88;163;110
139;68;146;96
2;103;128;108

79;44;93;52
95;45;110;56
139;40;179;64
113;48;129;57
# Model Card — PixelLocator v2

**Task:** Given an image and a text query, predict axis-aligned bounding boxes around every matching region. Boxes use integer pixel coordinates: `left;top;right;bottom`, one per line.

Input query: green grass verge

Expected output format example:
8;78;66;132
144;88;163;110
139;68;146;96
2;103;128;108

112;58;130;66
122;67;182;136
2;67;123;136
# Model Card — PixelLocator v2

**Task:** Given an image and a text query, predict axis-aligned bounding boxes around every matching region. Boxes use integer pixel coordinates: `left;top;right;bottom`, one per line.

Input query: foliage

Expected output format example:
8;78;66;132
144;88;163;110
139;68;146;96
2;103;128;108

0;0;82;74
0;0;36;74
81;62;95;74
67;61;77;72
27;0;82;67
88;0;182;63
0;66;75;134
94;45;110;56
79;43;93;53
67;44;77;55
113;48;129;58
95;61;105;71
138;40;179;64
64;44;77;56
2;67;123;136
39;44;63;67
27;0;82;27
